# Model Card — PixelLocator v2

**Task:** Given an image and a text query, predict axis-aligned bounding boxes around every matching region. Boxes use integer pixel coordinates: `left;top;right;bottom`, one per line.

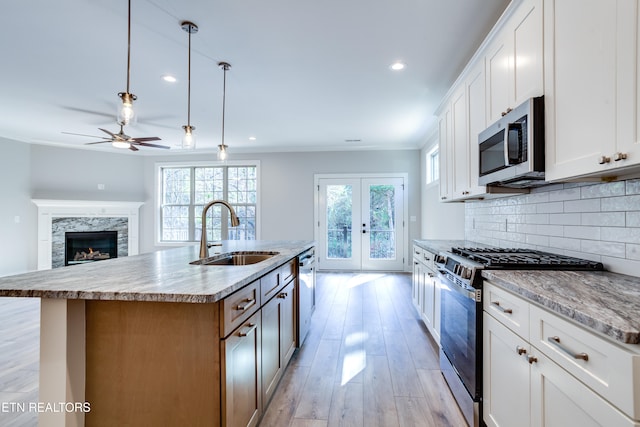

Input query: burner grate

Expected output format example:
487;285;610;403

451;247;604;271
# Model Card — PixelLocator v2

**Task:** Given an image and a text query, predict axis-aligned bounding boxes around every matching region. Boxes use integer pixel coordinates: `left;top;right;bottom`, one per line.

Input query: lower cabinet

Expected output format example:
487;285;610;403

222;311;262;427
412;245;440;344
261;279;296;406
484;282;640;427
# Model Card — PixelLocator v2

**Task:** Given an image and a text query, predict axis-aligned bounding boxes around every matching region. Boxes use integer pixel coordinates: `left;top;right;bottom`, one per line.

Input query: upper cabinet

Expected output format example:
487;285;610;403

487;0;544;124
439;107;453;201
544;0;640;181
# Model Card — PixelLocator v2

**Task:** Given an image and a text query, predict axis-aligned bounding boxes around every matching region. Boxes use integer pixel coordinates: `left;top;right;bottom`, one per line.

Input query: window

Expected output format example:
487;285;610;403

426;146;439;184
158;163;258;243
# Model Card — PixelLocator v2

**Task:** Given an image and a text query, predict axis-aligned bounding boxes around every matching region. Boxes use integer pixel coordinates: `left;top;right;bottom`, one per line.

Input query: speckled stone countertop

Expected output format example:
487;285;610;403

482;270;640;344
0;240;315;303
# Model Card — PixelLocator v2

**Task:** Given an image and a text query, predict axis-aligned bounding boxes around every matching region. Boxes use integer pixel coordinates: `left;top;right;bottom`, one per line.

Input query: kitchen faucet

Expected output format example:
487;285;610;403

199;200;240;258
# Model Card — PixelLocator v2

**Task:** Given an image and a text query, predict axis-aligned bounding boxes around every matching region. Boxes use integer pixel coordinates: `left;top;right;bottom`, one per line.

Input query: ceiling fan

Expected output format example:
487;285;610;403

62;125;169;151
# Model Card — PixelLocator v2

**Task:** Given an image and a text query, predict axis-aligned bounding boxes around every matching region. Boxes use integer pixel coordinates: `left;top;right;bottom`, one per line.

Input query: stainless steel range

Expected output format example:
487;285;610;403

435;247;604;427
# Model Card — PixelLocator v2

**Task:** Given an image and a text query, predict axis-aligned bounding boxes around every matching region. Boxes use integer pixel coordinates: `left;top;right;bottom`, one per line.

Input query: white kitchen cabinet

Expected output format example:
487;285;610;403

451;85;470;198
412;245;440;344
438;107;453;202
486;0;543;124
484;313;531;427
483;281;640;426
544;0;640;181
465;62;488;197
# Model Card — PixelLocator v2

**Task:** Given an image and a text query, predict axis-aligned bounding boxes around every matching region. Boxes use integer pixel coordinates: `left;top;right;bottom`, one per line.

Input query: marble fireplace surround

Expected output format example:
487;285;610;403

32;200;143;270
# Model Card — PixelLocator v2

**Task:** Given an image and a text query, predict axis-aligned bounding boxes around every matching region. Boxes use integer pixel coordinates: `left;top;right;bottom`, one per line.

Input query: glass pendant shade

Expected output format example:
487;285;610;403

182;125;196;150
117;92;136;125
218;144;228;160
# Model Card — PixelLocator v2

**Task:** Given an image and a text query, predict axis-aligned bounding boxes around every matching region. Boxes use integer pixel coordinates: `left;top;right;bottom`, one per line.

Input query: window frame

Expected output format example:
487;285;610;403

426;145;439;185
155;160;261;246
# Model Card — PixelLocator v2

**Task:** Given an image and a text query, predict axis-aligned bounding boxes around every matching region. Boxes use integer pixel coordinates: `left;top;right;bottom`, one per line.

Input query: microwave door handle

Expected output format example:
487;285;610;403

506;123;524;164
503;125;510;166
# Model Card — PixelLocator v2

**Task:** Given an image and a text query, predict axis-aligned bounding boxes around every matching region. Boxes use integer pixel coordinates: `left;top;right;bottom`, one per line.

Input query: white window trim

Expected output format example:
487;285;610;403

155;160;261;247
425;145;439;187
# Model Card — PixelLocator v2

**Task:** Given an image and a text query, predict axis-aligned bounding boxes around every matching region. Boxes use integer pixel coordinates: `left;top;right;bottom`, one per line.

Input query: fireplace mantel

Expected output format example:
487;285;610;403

32;199;143;270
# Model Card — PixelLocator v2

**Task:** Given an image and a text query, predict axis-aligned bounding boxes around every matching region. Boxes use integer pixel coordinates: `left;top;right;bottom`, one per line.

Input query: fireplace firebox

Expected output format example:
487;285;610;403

65;231;118;266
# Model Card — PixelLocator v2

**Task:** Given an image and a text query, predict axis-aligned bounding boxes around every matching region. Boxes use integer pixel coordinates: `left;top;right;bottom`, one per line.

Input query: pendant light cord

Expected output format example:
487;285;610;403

187;25;192;127
221;65;227;145
126;0;131;94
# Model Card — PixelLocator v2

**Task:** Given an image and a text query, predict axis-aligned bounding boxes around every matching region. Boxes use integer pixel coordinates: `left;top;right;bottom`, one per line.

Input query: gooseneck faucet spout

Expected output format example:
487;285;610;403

199;200;240;258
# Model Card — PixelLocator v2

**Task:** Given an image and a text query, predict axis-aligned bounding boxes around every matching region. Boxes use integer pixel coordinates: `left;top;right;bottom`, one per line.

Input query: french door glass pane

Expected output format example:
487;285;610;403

368;184;396;259
326;184;353;259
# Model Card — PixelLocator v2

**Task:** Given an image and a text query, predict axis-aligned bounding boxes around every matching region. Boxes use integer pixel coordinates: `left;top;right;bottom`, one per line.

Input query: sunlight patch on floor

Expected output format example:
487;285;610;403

345;273;386;288
341;331;369;385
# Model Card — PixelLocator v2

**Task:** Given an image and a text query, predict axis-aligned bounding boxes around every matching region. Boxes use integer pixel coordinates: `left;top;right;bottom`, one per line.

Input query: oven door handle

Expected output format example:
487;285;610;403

438;271;477;301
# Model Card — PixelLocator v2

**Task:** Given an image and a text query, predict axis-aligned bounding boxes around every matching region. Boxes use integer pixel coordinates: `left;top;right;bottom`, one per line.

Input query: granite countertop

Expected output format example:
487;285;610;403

0;240;315;303
482;269;640;344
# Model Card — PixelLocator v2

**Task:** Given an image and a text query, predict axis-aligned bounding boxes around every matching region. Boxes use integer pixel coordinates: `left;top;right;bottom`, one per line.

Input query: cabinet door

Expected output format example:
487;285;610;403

280;280;296;369
483;313;531;427
466;62;487;197
512;0;543;105
261;293;283;407
451;85;470;199
438;107;452;201
530;351;638;427
412;252;422;309
421;267;436;334
222;311;262;427
544;0;637;181
486;35;512;124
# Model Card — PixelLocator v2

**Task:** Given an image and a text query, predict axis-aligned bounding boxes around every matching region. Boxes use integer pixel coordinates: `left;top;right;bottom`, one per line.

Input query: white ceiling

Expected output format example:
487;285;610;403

0;0;510;155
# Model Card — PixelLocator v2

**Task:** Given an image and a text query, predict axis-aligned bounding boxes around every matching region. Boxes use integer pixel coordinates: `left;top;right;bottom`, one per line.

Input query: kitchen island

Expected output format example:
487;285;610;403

0;240;315;427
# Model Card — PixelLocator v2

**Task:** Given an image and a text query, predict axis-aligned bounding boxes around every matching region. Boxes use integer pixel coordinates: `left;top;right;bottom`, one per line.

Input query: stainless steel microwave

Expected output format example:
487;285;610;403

478;96;545;188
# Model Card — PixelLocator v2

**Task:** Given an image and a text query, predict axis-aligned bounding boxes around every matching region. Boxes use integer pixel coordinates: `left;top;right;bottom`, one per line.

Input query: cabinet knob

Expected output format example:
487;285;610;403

516;346;527;356
598;156;611;164
278;292;288;299
614;152;628;161
527;355;538;365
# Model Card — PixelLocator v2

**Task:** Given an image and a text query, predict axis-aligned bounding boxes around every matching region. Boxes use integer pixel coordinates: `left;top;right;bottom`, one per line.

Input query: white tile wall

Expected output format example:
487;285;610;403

465;179;640;276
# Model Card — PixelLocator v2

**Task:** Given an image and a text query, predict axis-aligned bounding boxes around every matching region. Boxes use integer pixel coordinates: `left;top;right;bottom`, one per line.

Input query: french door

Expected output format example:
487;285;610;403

316;176;405;271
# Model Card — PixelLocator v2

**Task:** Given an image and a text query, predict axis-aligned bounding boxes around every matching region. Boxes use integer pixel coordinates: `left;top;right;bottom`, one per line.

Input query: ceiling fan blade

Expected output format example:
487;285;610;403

62;131;110;139
60;105;114;119
134;142;170;149
85;141;112;145
131;136;161;142
129;145;139;152
98;128;118;138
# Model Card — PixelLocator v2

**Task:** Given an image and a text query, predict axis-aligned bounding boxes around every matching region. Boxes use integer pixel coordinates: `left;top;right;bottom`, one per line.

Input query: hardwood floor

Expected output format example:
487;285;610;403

260;272;466;427
0;272;466;427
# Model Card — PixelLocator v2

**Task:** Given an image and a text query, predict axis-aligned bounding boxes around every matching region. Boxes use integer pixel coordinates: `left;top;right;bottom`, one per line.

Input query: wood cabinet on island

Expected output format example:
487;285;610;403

0;240;315;427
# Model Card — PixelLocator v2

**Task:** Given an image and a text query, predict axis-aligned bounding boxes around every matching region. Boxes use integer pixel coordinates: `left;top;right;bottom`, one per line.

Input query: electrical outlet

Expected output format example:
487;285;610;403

97;184;105;190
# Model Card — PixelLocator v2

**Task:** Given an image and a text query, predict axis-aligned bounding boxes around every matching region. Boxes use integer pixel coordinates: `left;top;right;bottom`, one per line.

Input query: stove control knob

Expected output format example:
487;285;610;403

461;267;472;280
435;255;446;264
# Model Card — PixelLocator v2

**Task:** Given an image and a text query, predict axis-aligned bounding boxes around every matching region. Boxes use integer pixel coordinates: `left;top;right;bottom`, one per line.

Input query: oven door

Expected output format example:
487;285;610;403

439;271;481;400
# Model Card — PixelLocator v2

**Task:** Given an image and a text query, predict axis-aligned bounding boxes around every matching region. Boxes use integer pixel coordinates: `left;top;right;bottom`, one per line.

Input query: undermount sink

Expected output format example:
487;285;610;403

190;251;279;266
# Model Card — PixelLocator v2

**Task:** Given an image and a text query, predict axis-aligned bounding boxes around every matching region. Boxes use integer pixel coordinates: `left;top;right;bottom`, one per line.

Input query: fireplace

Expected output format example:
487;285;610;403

65;231;118;266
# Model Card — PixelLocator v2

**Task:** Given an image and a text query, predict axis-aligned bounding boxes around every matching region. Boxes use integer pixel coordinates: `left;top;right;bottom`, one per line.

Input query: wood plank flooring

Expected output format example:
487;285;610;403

0;272;466;427
260;272;466;427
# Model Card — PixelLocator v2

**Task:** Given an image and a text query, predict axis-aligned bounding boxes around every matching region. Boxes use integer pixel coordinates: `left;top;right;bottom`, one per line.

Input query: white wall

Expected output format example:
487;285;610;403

141;150;422;264
419;137;465;239
0;138;36;276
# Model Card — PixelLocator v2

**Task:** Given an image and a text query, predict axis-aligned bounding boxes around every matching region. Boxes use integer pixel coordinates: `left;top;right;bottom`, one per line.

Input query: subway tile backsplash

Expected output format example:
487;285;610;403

465;179;640;276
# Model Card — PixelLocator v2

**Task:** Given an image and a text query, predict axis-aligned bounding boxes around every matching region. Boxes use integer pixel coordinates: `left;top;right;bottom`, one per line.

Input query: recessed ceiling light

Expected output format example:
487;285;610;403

390;62;405;71
162;74;177;83
249;136;256;141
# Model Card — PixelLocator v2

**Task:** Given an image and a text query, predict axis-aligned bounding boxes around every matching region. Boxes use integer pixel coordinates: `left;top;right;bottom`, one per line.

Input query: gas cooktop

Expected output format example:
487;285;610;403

450;247;605;271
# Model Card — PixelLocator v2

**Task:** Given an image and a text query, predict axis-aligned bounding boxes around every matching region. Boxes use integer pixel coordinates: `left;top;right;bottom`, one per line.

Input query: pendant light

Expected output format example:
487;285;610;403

117;0;137;125
218;62;231;160
181;21;198;150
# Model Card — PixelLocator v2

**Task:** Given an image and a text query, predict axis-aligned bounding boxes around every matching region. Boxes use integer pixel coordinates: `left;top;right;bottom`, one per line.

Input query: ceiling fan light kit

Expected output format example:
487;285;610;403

181;21;198;150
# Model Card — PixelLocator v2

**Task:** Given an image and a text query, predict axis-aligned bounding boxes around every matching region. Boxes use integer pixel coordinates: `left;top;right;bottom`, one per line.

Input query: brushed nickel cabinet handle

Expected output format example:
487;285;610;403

278;292;288;299
547;336;589;361
239;323;257;337
236;298;256;311
598;156;611;164
516;346;527;355
614;152;628;161
527;355;538;364
491;301;513;314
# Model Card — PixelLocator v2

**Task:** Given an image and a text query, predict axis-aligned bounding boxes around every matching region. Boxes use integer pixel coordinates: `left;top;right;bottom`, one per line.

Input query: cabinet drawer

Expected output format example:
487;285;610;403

261;267;284;302
421;250;436;270
413;245;423;260
484;282;530;341
221;280;261;338
530;305;640;420
280;258;296;286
